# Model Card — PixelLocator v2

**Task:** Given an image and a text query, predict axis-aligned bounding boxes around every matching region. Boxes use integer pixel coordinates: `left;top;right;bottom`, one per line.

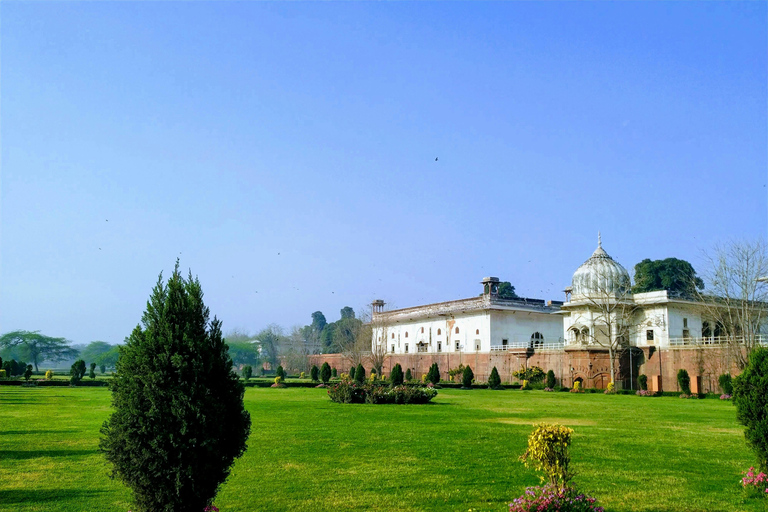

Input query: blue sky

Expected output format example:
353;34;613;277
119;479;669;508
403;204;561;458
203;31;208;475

1;2;766;344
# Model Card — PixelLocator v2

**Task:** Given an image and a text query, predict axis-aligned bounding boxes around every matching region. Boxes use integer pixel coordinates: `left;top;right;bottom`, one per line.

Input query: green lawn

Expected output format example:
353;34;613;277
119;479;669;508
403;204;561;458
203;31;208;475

0;387;762;512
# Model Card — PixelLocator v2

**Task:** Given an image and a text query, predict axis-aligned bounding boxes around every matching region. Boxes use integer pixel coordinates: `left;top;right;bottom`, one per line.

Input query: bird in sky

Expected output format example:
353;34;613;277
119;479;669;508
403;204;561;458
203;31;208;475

435;157;438;161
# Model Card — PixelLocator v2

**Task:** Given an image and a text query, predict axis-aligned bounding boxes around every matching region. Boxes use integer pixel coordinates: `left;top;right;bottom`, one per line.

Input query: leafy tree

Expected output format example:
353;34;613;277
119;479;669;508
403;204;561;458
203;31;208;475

94;346;121;370
546;370;556;389
488;367;501;389
405;368;412;381
632;258;704;297
256;325;283;370
100;364;106;374
320;322;336;352
390;363;404;386
89;362;97;379
733;347;768;471
427;363;440;385
311;311;327;333
80;341;114;366
340;306;355;320
462;365;474;388
310;365;319;382
354;363;365;385
24;364;33;381
498;281;519;299
276;366;286;381
99;264;251;512
70;359;86;385
320;362;331;384
226;342;261;367
0;331;77;371
242;365;253;381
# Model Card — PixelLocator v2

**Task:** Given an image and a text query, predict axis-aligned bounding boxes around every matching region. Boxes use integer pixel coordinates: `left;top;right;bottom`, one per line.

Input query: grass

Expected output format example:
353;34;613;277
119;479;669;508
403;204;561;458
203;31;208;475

0;387;763;512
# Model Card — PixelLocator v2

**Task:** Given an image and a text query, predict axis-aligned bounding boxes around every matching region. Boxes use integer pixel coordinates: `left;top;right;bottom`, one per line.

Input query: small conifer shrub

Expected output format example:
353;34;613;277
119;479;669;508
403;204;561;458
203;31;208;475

310;365;319;382
70;359;86;385
546;370;556;389
390;363;404;386
24;364;33;381
242;365;253;381
733;347;768;472
349;366;356;379
276;366;286;381
332;367;337;378
354;364;366;385
427;363;440;385
462;365;474;388
99;264;251;512
638;374;648;391
718;373;733;395
405;368;412;382
320;362;332;384
488;366;501;389
89;362;97;379
677;369;691;395
100;364;106;374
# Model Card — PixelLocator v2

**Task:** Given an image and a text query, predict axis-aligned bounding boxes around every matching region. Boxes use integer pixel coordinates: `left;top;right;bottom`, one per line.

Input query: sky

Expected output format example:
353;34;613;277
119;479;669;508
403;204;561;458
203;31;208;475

1;1;766;345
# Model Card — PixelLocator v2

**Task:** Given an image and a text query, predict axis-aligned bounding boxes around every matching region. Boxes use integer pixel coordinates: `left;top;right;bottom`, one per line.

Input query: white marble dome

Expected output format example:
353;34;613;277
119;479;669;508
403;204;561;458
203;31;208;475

571;236;630;297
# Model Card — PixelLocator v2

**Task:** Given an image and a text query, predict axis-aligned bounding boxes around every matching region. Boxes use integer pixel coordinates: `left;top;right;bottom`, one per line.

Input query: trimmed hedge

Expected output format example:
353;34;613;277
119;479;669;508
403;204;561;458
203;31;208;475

327;381;438;404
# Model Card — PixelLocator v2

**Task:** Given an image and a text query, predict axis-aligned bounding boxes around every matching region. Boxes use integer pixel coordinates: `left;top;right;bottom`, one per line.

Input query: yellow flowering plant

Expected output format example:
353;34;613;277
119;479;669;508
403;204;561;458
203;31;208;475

45;370;54;380
519;423;574;489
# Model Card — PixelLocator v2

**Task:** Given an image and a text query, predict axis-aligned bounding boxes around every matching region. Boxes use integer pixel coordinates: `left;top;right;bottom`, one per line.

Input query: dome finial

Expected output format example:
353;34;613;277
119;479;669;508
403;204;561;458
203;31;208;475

598;231;602;248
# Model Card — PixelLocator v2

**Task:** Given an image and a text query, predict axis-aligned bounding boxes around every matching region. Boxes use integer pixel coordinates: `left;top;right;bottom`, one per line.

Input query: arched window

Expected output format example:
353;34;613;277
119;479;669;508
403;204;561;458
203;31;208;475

421;327;424;333
391;333;395;339
405;332;409;338
530;332;544;349
437;328;442;335
455;327;460;334
476;329;480;335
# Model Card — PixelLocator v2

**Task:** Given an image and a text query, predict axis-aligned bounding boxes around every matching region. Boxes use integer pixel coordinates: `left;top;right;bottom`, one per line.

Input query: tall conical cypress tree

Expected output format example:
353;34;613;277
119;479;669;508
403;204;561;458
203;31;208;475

390;363;404;386
488;366;501;389
99;264;251;512
354;363;366;384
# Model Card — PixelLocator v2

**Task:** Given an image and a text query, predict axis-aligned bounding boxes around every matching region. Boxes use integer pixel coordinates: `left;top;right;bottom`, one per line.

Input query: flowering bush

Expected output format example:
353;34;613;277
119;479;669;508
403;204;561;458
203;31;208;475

543;387;555;392
570;381;583;393
635;390;654;397
720;394;732;400
604;382;615;395
509;485;604;512
520;423;573;488
204;506;219;512
741;467;768;498
45;370;54;380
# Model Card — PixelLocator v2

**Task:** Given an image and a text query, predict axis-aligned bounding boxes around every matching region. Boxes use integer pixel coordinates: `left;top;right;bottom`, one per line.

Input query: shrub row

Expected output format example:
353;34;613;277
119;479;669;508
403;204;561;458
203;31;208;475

327;382;438;404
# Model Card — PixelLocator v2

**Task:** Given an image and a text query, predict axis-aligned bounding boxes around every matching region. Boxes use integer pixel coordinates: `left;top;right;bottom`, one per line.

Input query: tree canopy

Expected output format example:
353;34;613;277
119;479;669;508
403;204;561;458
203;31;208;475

0;331;77;371
340;306;355;320
311;311;327;332
632;258;704;297
497;282;519;299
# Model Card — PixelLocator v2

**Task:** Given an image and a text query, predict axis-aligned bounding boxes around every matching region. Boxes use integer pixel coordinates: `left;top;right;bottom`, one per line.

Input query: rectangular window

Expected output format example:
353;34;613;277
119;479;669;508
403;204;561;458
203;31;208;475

391;345;395;353
437;343;442;352
683;318;688;328
455;342;460;351
683;329;690;338
502;338;508;347
475;344;480;351
646;330;654;341
405;344;409;353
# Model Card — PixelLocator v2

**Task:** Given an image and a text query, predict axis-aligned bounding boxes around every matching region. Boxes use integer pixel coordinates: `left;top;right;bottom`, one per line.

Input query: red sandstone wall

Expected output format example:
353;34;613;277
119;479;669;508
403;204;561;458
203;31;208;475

306;346;742;392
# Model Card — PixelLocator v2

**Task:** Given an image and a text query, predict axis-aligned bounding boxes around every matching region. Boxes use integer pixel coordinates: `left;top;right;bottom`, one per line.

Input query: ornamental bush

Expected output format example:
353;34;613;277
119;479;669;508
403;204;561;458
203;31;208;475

24;364;33;381
405;368;412;382
677;369;691;395
519;423;574;488
331;367;337;378
513;365;546;383
719;373;733;395
320;362;331;384
327;381;437;404
276;366;286;381
100;364;106;374
427;363;440;385
354;364;366;385
99;264;251;512
509;484;604;512
488;366;501;389
546;370;556;389
733;347;768;472
638;374;648;391
45;370;54;380
462;365;474;388
310;365;319;381
390;363;404;386
349;366;356;379
70;359;86;385
242;365;253;381
89;362;97;379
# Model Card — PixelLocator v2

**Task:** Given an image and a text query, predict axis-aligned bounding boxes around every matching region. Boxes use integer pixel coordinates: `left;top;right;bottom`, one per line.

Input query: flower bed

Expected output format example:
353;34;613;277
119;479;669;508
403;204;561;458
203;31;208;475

742;467;768;498
509;485;604;512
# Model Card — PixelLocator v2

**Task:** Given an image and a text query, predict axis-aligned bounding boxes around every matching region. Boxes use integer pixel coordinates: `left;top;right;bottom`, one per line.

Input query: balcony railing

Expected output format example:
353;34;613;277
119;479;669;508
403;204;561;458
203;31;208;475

490;339;565;351
669;335;767;347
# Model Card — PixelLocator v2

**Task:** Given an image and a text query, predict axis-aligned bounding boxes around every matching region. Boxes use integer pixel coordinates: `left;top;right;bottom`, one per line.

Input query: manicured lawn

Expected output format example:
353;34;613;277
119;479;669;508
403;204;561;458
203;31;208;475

0;387;762;512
